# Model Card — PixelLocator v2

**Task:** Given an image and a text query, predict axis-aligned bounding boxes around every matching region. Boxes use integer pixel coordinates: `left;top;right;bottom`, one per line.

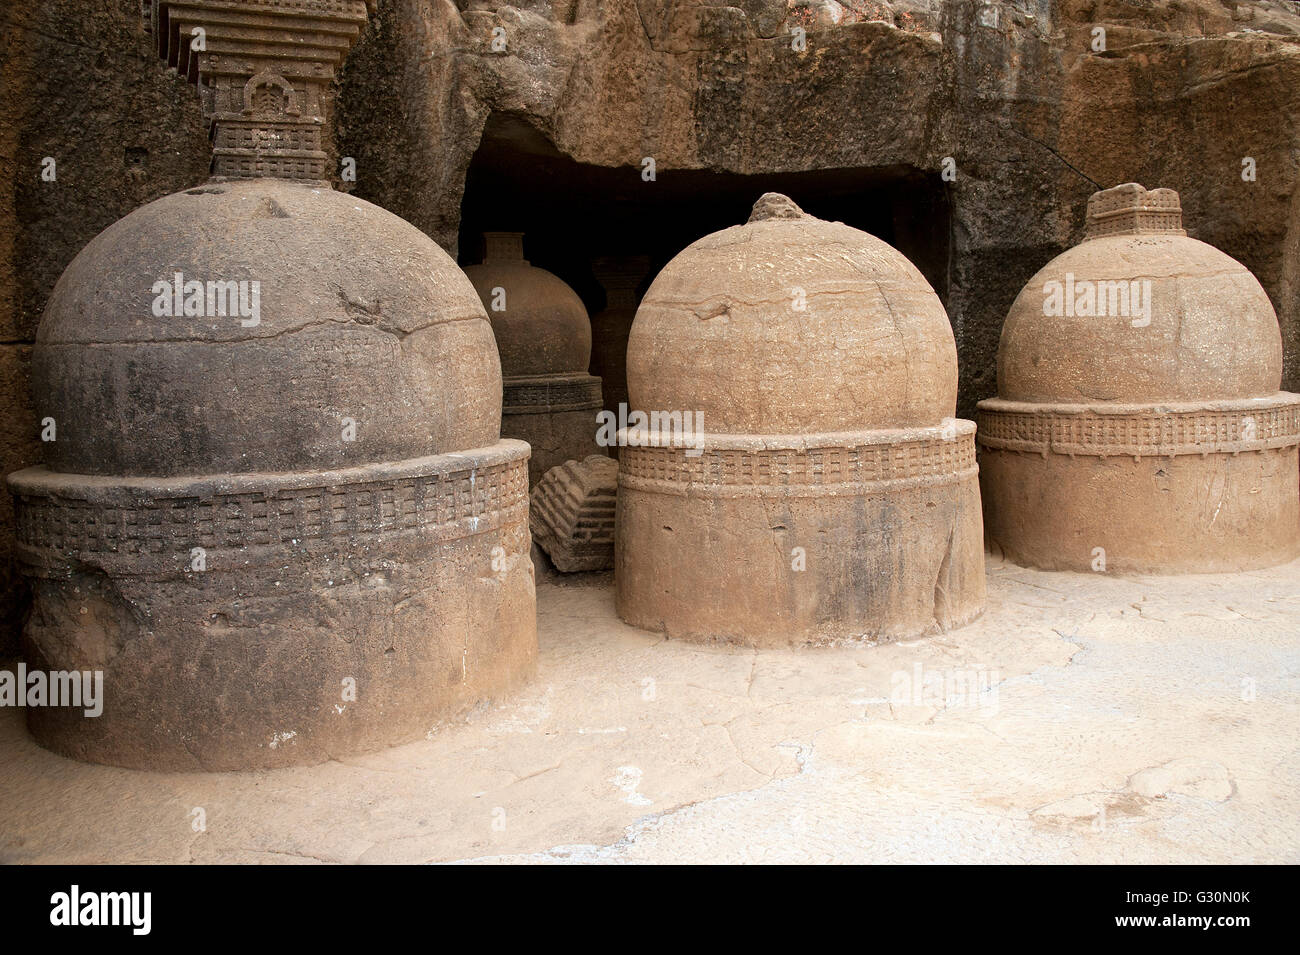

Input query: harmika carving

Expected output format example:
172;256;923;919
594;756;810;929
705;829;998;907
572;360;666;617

148;0;371;180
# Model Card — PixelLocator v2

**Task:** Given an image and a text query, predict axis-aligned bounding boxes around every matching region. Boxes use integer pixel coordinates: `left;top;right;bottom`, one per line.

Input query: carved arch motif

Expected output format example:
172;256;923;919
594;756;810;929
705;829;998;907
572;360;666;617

242;72;300;118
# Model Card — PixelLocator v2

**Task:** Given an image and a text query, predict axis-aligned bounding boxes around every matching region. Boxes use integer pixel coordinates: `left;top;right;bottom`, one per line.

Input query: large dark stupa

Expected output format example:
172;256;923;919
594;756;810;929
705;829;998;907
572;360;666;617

6;0;537;771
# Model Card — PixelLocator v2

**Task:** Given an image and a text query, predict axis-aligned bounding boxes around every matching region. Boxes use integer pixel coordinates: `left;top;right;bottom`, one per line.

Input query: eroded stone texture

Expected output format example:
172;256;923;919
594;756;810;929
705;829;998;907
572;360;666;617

464;232;607;485
616;194;986;647
530;455;619;571
5;0;537;771
976;183;1300;574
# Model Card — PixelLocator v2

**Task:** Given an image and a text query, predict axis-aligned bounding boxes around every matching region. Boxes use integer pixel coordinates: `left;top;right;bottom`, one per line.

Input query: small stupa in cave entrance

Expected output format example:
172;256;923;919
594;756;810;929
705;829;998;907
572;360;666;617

589;255;652;459
464;233;607;485
5;0;537;771
977;183;1300;573
616;193;986;647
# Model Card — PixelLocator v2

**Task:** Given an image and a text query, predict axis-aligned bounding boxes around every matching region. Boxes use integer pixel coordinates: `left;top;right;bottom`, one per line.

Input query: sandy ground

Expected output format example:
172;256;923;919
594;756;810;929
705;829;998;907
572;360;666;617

1;549;1297;864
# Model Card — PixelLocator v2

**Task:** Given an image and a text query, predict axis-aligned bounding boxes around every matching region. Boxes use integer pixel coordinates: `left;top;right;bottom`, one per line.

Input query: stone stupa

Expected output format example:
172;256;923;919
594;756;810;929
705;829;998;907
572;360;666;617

464;233;607;486
616;194;986;647
977;183;1300;573
6;0;537;771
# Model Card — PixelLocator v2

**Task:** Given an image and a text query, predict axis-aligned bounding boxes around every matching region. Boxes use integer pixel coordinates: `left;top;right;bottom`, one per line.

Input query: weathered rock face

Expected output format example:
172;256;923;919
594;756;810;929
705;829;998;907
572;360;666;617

5;0;537;771
464;232;606;485
617;194;985;646
977;183;1300;573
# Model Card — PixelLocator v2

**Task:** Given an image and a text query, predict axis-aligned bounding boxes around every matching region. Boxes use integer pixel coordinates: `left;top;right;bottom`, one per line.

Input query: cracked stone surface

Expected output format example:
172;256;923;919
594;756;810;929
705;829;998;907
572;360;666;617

1;550;1297;864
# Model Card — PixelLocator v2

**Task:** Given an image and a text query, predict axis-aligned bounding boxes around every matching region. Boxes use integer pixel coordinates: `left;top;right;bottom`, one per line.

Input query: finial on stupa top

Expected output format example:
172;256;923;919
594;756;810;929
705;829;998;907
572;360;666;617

483;232;528;264
149;0;371;181
1085;183;1186;240
748;193;809;223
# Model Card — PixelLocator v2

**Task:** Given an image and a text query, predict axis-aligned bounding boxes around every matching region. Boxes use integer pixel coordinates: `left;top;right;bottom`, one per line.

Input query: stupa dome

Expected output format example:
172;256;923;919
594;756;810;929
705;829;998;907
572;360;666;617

997;185;1282;404
463;232;592;379
36;180;503;477
627;192;957;435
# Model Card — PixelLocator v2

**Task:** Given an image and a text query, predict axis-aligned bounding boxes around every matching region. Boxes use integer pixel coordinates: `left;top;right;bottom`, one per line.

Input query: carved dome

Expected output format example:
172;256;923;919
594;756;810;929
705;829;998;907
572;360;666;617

997;184;1283;403
34;179;503;477
626;193;957;434
463;233;592;379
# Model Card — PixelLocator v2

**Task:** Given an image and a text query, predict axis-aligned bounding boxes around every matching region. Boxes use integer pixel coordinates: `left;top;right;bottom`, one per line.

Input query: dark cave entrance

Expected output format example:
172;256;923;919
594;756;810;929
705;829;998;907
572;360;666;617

458;113;954;407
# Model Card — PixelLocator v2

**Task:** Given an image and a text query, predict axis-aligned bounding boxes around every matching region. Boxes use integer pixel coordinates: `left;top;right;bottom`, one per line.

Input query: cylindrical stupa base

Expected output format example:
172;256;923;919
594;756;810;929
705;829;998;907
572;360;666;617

976;397;1300;573
8;440;537;772
502;373;607;486
615;424;986;647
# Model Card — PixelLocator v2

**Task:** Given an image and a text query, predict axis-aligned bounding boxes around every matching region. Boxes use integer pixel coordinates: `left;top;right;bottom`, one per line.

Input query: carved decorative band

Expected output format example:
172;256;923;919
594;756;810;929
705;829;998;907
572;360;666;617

1085;213;1185;239
213;153;329;180
619;426;978;498
9;441;530;569
503;374;604;414
975;397;1300;458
